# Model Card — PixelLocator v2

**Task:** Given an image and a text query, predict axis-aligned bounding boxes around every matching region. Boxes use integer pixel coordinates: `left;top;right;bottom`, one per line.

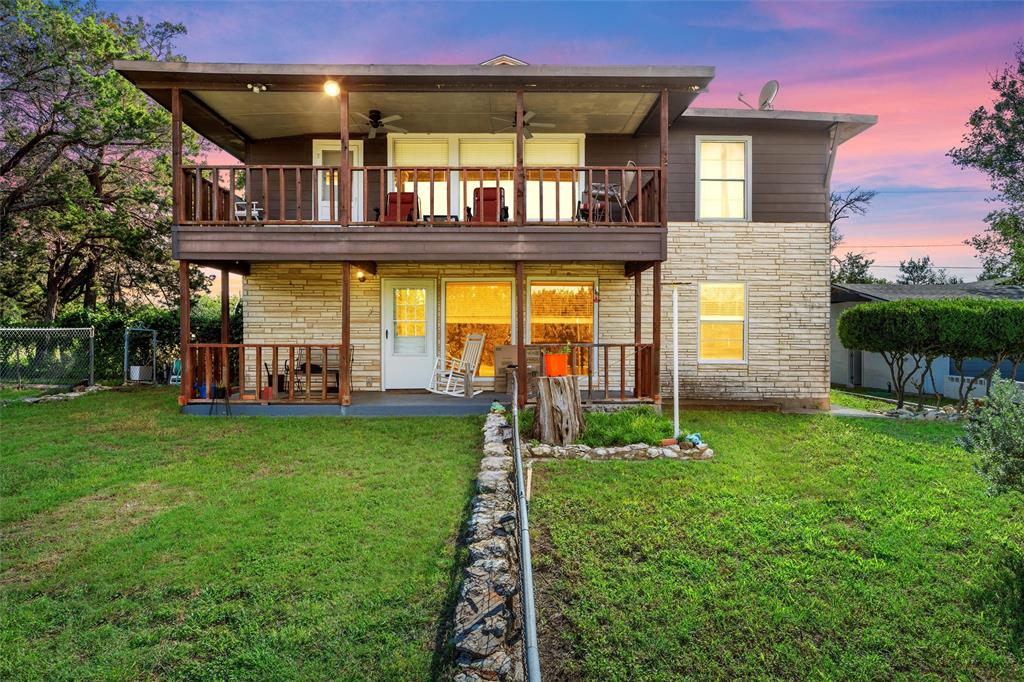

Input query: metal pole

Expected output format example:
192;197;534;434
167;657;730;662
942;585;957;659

509;368;542;681
89;327;95;386
123;329;129;385
152;331;158;385
672;285;679;439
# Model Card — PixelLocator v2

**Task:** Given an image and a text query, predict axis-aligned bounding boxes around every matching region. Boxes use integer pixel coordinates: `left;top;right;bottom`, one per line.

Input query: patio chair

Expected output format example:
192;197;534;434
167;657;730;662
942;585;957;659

169;358;181;386
375;192;420;223
234;200;263;221
426;333;486;398
580;161;636;222
470;187;508;222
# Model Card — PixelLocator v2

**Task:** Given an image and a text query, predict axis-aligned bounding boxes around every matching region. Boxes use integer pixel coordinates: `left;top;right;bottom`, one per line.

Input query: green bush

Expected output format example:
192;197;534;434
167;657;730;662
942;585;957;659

519;405;675;446
51;298;242;382
960;377;1024;496
579;406;675;447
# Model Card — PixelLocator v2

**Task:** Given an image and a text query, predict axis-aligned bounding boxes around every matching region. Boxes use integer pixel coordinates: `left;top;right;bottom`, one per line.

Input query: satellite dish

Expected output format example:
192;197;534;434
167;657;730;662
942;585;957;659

758;80;779;110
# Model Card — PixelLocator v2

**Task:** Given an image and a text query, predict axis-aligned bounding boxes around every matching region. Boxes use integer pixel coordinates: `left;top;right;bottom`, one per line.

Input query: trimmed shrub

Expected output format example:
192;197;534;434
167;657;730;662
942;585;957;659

960;377;1024;496
839;298;1024;410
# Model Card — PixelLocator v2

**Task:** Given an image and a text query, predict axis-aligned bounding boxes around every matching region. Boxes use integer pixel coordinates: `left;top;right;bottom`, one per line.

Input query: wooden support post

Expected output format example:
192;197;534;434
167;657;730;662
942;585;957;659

341;261;352;406
514;90;525;226
178;260;190;406
220;267;230;388
515;261;527;407
659;88;669;228
652;261;662;402
339;87;350;226
634;270;642;396
171;87;182;225
220;268;230;343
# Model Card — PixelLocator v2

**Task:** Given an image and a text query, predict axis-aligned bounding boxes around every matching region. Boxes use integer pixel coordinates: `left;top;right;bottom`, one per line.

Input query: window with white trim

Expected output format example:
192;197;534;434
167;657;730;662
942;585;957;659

698;282;746;362
697;137;750;220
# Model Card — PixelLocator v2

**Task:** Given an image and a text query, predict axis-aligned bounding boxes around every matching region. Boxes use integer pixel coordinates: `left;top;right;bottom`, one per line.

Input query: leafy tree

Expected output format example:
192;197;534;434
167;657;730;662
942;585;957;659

0;0;207;323
829;186;882;283
832;252;887;284
949;44;1024;284
896;256;964;284
837;300;922;408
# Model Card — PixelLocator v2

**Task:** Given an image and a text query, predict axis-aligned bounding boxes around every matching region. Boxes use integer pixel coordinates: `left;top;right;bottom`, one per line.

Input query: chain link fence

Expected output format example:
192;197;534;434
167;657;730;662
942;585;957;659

0;327;95;388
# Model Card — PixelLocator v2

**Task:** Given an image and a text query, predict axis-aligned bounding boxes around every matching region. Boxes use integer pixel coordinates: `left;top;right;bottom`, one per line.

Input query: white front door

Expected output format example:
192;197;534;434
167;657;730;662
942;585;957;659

313;140;364;221
382;279;436;389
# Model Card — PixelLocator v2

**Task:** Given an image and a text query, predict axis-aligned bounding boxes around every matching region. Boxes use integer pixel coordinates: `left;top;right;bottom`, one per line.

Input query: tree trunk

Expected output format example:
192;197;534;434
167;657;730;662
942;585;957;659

530;376;585;445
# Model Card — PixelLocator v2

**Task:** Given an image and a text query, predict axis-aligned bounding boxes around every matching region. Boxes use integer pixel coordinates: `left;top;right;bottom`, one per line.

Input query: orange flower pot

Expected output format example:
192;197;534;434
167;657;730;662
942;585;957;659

544;353;569;377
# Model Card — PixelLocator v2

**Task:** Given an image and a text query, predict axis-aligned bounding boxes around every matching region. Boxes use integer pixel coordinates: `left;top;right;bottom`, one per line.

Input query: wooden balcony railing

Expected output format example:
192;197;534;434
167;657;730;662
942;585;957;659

177;165;662;227
185;342;350;405
526;342;656;402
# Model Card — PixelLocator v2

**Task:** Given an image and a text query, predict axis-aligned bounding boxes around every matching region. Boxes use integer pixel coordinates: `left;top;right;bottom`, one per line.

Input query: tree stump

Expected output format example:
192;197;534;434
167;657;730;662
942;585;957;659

530;376;585;445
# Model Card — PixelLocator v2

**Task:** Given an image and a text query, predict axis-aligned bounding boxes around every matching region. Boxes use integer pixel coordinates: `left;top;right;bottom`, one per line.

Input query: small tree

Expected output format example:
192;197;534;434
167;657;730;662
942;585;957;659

939;298;999;410
897;256;963;284
838;300;922;408
900;300;946;409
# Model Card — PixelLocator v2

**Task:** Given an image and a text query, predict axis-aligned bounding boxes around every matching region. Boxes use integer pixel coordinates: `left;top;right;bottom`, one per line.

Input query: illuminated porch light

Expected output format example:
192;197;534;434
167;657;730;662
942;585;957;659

356;270;366;282
323;79;341;97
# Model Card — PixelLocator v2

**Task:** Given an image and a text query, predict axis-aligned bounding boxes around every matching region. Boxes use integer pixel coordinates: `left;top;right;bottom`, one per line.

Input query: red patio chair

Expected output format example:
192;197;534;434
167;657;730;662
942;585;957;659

377;191;420;223
471;187;508;223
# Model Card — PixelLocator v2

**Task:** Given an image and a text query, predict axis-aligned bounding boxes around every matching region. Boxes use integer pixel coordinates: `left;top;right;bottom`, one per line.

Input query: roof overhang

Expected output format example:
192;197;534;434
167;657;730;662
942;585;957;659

681;108;877;144
115;61;716;158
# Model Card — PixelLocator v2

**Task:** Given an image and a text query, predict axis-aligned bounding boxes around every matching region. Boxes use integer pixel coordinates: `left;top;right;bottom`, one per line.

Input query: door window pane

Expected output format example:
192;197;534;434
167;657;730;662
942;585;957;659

699;283;745;361
444;282;513;377
393;287;427;354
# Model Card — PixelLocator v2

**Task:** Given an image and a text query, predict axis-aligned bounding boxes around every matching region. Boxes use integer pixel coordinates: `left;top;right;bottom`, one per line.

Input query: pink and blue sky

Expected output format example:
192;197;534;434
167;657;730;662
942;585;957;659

102;0;1022;280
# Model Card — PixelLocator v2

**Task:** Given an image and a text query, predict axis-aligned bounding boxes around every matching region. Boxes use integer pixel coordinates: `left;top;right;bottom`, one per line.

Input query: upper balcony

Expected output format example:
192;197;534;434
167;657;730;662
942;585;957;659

116;60;716;265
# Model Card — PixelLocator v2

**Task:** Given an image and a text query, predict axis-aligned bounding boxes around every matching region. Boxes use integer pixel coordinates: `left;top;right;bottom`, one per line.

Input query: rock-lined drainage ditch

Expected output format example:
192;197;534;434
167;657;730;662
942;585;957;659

452;411;524;682
451;410;716;680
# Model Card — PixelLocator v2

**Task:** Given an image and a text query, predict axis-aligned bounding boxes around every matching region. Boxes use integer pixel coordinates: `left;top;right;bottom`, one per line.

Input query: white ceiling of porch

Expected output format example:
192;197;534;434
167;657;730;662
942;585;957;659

192;90;658;139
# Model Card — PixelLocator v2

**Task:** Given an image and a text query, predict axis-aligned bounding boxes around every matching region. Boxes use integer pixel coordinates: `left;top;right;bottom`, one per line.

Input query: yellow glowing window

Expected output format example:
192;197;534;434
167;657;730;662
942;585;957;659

699;283;745;362
698;139;748;220
393;287;427;354
444;282;512;377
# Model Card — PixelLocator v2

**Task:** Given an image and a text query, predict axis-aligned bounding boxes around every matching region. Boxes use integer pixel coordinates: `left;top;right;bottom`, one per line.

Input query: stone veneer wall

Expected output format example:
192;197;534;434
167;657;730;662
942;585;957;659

242;262;643;393
662;221;832;410
241;221;831;408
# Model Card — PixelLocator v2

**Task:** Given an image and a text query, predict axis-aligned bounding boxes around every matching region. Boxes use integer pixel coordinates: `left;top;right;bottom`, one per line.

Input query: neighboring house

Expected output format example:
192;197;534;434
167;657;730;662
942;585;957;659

114;57;876;413
831;281;1024;397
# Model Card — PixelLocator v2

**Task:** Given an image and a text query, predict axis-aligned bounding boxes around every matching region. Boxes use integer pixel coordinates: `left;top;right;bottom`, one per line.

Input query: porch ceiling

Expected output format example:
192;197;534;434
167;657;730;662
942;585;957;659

190;90;659;141
116;60;715;159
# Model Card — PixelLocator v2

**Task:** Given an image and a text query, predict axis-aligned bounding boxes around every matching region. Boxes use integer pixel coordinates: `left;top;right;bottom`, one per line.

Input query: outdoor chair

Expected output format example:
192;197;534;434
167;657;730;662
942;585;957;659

376;192;420;223
580;160;637;222
426;333;486;398
470;187;508;222
234;200;263;221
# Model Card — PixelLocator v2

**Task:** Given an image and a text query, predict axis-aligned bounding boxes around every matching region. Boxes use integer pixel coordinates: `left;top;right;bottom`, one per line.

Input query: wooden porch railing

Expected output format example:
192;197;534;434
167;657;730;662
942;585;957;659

184;343;350;405
177;165;662;227
525;342;656;402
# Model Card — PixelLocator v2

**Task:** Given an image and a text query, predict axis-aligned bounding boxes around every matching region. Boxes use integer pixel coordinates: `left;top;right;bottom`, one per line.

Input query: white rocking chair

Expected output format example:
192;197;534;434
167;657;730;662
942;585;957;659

426;333;486;397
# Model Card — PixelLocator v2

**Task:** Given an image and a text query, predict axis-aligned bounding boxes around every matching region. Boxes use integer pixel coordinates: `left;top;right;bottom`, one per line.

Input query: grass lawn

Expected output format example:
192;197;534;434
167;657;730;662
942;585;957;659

531;410;1024;680
831;385;959;411
0;386;52;401
0;387;482;680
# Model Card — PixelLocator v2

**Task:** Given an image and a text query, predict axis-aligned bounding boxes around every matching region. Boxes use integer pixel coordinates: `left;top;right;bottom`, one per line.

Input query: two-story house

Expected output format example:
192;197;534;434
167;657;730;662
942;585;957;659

114;57;875;413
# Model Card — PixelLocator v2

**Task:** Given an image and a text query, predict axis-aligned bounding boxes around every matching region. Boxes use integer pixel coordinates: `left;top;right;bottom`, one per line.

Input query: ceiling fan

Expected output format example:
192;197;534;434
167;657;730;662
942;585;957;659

354;109;407;139
492;111;555;139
